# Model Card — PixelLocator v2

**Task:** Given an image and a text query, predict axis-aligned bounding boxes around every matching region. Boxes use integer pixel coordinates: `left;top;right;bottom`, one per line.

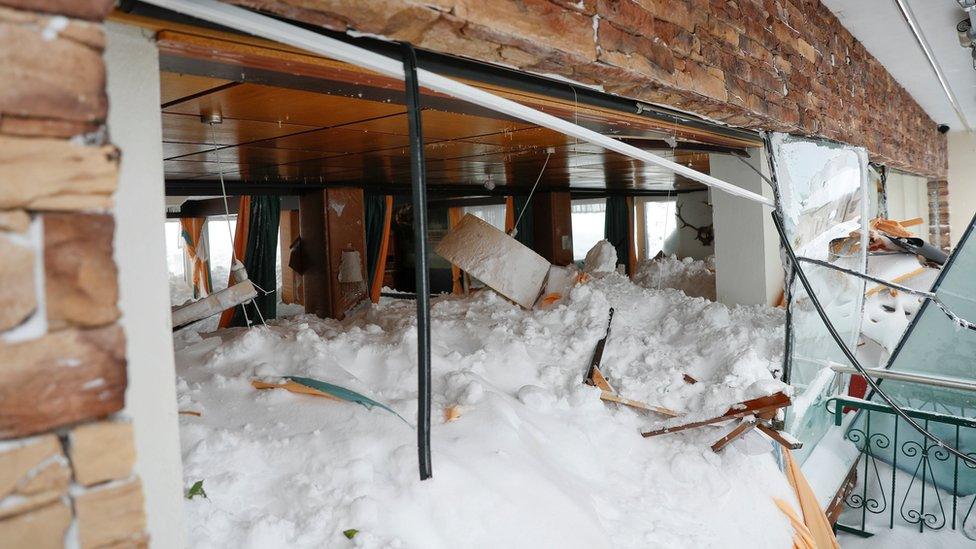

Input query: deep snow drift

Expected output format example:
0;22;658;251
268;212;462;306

633;255;717;301
174;273;796;548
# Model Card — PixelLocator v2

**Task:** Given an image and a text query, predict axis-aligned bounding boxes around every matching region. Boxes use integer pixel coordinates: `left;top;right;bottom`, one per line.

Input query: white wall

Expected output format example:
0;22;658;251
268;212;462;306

710;150;783;306
885;170;930;240
948;131;976;247
667;190;714;260
106;23;187;549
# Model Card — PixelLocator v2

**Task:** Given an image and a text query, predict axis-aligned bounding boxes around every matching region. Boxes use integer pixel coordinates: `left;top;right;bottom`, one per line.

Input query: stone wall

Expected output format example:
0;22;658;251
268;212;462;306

230;0;948;179
0;1;148;547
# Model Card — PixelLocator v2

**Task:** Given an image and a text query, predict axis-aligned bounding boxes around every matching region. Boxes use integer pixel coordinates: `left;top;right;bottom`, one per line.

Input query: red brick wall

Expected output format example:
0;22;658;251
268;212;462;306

232;0;948;178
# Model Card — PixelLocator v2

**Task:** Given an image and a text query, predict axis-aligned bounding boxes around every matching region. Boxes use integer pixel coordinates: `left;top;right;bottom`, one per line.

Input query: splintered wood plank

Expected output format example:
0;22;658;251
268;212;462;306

642;392;791;438
711;418;757;453
588;366;614;392
599;391;680;417
756;423;803;450
0;326;126;440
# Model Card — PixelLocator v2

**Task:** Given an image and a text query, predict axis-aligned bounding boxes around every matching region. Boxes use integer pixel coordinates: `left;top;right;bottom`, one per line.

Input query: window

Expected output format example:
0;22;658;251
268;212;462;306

571;198;606;261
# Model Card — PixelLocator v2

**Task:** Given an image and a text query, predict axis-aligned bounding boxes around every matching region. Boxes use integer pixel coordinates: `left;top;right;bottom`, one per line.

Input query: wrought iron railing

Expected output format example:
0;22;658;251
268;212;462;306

827;396;976;538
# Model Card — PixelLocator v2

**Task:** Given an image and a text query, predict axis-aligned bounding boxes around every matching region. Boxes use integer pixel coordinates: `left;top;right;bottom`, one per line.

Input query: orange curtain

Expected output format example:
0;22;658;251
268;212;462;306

218;197;251;328
504;196;515;234
179;218;211;299
370;196;394;303
448;207;464;295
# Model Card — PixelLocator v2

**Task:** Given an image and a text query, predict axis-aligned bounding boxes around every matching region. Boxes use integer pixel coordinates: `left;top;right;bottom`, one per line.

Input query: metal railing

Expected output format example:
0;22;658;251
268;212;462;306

828;396;976;538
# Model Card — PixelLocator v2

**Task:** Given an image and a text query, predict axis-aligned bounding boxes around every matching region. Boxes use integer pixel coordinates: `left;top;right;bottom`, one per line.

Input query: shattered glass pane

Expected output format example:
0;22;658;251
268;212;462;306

769;133;870;463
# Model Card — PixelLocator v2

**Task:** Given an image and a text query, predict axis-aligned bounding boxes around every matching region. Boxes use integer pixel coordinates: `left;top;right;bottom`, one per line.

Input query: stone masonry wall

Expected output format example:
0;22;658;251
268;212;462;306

231;0;948;179
0;1;148;547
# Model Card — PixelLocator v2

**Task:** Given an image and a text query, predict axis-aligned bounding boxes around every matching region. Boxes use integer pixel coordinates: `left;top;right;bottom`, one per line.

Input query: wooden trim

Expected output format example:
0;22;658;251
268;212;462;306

370;195;393;303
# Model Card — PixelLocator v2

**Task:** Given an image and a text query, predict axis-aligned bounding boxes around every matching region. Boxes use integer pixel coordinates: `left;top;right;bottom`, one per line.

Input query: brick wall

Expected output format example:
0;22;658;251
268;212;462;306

232;0;948;179
0;1;148;547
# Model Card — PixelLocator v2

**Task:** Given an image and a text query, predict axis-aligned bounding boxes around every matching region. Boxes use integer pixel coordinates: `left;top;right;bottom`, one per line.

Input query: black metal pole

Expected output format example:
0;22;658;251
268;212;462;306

401;42;433;481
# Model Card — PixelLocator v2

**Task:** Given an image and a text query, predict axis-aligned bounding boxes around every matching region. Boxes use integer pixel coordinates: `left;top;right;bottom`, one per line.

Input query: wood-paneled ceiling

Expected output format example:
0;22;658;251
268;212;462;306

151;26;744;193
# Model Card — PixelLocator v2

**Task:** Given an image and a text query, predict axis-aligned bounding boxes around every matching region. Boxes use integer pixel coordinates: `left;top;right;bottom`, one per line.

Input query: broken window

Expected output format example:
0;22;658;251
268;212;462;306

769;133;870;463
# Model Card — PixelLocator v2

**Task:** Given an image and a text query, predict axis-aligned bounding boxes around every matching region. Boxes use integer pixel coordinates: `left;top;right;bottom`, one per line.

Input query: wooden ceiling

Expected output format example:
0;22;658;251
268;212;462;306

151;25;738;193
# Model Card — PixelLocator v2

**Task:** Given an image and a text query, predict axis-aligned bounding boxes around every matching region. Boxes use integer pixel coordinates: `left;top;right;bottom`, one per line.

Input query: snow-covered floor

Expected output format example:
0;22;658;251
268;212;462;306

173;272;799;548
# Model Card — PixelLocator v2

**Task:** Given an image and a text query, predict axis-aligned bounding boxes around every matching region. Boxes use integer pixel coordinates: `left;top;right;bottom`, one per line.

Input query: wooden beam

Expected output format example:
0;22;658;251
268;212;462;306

642;392;791;437
298;190;331;317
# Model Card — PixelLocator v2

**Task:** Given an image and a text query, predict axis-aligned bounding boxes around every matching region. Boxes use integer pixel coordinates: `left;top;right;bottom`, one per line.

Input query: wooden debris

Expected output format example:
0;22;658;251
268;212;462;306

642;392;790;438
68;421;136;487
599;391;680;417
588;365;614;392
178;410;202;417
710;418;757;452
251;379;342;401
864;266;927;297
682;373;698;384
756;423;803;450
444;405;462;423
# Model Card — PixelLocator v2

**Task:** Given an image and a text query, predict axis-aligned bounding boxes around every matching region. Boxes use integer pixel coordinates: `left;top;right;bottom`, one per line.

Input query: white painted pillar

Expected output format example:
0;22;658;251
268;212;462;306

106;23;187;548
709;149;783;306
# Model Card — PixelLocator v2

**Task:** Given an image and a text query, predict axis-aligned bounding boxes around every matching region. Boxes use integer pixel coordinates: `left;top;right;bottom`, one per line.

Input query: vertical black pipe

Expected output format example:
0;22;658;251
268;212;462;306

401;42;433;481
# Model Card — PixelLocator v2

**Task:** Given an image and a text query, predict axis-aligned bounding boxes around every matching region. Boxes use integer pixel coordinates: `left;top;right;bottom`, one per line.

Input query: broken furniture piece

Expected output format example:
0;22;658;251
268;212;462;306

435;214;550;309
171;260;258;329
251;375;409;423
641;392;799;453
584;308;680;417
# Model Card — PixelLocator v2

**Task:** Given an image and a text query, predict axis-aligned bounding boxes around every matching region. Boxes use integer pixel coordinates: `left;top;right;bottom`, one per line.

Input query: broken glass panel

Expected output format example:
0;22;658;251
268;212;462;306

769;133;870;464
848;214;976;494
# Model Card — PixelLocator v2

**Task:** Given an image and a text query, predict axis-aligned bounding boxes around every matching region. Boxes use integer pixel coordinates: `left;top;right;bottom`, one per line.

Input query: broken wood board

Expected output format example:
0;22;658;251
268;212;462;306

757;423;803;450
642;392;791;437
864;266;927;297
600;391;680;417
251;379;342;401
435;214;549;308
710;418;757;452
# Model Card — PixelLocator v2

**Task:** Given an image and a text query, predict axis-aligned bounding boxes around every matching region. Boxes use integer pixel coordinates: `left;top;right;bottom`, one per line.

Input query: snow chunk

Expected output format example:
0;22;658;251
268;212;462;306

582;240;617;274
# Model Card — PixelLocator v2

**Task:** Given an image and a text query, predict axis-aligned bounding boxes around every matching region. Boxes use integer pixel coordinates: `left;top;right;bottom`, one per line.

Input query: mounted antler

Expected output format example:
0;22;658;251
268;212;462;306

675;202;714;247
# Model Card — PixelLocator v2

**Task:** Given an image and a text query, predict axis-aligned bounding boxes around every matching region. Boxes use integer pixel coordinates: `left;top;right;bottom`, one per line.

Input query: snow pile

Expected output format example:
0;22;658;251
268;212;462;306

633;255;717;301
582;239;618;274
174;273;794;548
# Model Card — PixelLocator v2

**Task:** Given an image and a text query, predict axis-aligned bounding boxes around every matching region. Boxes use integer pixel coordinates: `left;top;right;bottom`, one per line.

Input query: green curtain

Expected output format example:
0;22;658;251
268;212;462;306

512;195;534;249
364;192;387;289
604;196;629;274
231;195;281;327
